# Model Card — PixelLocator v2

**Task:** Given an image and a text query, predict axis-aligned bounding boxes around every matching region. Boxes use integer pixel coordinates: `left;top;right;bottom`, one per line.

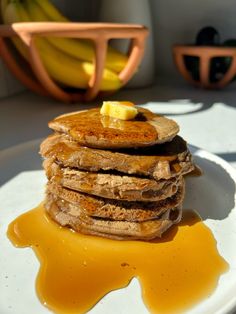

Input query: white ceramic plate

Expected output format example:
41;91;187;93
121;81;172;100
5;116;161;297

0;140;236;314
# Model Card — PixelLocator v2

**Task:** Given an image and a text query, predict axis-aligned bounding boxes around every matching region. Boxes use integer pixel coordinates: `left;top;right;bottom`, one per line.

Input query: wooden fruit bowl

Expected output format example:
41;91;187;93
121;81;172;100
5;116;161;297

173;45;236;89
0;22;148;102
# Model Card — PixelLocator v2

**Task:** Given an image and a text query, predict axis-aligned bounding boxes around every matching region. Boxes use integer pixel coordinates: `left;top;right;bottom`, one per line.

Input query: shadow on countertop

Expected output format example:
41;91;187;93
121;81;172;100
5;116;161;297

216;152;236;163
112;77;236;116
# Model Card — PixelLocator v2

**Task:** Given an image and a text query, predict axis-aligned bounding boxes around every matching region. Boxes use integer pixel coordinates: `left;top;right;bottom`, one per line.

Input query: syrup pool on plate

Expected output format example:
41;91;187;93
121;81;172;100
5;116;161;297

8;204;228;314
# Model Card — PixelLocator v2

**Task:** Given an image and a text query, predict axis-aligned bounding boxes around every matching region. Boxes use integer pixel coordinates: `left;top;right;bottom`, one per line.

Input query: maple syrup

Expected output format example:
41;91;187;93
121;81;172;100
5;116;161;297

8;205;228;314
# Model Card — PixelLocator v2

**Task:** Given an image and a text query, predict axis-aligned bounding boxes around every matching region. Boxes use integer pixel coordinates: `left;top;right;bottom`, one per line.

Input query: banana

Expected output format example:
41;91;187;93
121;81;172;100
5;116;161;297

25;0;97;67
2;1;29;59
1;0;8;20
26;0;128;73
5;0;122;91
35;38;122;90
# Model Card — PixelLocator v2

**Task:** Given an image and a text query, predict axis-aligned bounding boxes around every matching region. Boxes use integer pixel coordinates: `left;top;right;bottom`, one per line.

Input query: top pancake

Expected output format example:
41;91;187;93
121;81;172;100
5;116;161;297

48;107;179;149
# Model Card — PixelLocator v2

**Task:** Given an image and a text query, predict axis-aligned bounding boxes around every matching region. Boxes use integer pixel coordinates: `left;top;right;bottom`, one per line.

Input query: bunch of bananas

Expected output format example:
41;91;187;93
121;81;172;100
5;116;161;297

1;0;128;91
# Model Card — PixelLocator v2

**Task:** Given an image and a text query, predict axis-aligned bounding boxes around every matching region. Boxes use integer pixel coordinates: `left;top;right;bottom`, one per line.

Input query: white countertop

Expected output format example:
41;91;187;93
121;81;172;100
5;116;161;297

0;78;236;169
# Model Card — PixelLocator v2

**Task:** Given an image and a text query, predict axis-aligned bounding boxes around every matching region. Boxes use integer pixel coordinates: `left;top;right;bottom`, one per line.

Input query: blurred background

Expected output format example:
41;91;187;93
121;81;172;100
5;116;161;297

1;0;236;98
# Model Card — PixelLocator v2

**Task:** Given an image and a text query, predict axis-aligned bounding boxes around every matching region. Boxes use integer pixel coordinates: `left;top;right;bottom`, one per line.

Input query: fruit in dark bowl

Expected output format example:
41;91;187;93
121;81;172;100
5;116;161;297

196;26;220;46
176;26;236;87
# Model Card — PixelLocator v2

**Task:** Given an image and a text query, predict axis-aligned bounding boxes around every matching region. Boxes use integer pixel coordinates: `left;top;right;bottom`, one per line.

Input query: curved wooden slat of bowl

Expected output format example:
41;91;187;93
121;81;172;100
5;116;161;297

173;45;236;89
0;36;48;97
84;39;107;102
119;36;147;85
172;46;196;86
0;23;148;102
86;27;148;100
216;53;236;88
199;54;210;87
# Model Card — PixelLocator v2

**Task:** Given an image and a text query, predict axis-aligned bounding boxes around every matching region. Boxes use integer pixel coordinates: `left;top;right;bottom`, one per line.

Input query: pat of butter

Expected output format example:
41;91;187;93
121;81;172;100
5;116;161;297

100;101;138;120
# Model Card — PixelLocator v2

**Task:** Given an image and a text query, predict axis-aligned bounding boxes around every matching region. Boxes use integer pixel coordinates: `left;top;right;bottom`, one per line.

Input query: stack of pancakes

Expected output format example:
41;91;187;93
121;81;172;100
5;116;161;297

40;107;194;240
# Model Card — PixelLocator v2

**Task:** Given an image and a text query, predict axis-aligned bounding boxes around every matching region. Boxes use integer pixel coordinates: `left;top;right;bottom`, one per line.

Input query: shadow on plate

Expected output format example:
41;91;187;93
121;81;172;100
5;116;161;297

184;155;236;220
0;139;42;187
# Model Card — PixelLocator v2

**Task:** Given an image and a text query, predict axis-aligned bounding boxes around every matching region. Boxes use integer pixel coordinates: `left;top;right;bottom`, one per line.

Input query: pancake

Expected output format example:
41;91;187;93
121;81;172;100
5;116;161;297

46;179;185;222
40;133;194;180
48;107;179;149
44;159;181;202
40;104;196;240
45;194;182;240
